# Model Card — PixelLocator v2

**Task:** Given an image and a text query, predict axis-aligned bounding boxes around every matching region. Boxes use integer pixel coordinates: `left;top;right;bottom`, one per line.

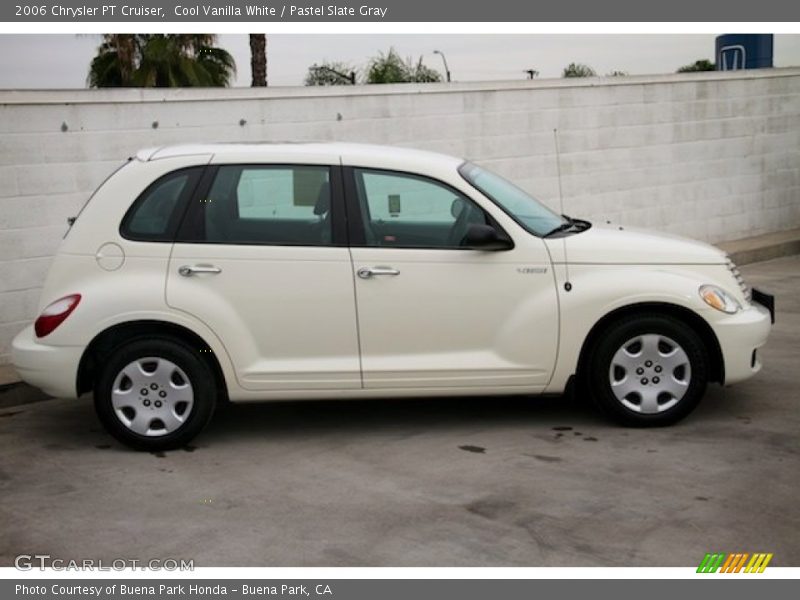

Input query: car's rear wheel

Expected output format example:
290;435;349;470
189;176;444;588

587;314;708;426
94;338;216;451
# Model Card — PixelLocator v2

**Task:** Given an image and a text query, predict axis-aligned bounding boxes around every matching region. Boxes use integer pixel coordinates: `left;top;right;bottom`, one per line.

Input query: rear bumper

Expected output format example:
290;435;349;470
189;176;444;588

10;325;83;399
710;298;772;386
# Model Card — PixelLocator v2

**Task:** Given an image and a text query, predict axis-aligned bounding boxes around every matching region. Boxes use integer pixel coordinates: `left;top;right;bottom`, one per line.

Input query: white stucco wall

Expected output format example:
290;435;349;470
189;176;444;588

1;69;799;364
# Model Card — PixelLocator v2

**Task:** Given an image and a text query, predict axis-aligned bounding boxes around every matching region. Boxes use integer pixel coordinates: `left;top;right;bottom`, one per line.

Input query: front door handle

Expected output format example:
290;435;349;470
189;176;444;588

357;266;400;279
178;264;222;277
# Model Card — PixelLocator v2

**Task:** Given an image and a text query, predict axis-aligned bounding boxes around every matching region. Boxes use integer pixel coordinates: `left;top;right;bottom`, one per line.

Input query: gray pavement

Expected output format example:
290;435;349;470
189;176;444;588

0;256;798;567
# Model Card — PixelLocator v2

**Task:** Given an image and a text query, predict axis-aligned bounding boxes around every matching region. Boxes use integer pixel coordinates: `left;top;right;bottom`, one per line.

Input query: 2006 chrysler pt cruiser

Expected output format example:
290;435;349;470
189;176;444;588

12;143;775;450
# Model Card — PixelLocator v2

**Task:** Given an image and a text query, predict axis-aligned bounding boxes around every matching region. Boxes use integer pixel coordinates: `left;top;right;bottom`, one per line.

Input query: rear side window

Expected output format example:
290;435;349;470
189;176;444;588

121;167;203;241
188;165;333;246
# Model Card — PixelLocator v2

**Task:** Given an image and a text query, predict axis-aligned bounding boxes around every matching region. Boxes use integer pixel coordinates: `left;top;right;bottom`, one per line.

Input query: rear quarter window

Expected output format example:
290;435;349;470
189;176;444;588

120;167;203;242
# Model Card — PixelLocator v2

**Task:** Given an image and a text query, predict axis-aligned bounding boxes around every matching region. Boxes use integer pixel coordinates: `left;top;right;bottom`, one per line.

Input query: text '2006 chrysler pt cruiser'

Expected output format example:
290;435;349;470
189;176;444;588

12;143;774;450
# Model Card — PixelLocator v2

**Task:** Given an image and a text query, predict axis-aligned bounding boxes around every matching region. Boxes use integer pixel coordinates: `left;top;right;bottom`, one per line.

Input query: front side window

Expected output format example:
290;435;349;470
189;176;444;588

458;162;565;237
200;165;332;245
353;169;487;248
121;167;202;241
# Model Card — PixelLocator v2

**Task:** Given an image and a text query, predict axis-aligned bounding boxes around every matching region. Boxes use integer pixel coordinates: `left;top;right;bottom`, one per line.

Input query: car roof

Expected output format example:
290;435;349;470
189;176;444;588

135;142;464;171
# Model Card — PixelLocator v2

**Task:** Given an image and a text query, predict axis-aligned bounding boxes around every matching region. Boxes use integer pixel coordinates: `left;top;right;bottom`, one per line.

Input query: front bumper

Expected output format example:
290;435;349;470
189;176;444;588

710;292;773;386
752;287;775;324
10;325;83;399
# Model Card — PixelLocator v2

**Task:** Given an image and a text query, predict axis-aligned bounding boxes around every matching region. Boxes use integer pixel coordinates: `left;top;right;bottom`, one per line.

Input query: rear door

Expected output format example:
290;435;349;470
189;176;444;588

166;162;361;391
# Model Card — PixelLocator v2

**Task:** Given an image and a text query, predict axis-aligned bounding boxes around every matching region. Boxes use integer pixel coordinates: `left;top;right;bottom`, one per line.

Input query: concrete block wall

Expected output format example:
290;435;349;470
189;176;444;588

1;69;799;364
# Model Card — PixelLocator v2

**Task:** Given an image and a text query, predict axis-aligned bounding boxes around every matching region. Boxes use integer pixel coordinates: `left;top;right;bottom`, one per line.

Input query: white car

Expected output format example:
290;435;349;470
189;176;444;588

11;143;774;450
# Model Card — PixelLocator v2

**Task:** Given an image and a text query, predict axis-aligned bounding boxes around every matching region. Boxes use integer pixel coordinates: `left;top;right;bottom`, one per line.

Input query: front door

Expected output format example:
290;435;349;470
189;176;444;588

167;163;361;391
345;167;558;390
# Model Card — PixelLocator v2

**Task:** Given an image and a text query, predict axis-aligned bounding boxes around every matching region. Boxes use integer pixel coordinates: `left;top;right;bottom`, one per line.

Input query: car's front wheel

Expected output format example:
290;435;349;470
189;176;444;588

94;337;216;451
587;314;709;426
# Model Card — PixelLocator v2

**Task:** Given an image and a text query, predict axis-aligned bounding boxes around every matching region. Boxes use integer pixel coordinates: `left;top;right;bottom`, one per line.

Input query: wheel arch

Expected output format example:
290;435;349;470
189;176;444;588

77;320;229;401
576;302;724;385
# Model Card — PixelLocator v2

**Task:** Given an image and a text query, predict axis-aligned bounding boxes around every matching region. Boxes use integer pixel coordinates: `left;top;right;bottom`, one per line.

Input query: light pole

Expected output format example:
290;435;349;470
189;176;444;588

433;50;451;82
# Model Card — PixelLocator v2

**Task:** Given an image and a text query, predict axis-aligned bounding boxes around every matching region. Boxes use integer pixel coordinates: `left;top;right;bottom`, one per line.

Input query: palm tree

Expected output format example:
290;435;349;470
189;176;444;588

87;34;235;88
249;34;267;86
87;34;137;88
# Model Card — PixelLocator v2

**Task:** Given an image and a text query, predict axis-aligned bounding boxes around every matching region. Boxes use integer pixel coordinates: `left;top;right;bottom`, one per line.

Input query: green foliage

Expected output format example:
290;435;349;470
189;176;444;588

677;59;716;73
562;63;596;78
409;58;442;83
305;61;357;86
607;70;628;77
88;34;236;88
366;48;408;83
303;47;443;86
365;48;442;84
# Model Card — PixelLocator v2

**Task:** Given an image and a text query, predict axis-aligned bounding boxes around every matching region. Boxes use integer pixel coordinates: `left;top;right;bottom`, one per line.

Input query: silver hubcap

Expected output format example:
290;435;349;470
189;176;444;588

111;357;194;437
609;334;691;414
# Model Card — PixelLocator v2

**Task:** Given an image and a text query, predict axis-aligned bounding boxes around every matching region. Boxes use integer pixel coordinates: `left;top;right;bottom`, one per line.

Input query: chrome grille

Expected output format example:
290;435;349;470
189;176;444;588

726;256;751;301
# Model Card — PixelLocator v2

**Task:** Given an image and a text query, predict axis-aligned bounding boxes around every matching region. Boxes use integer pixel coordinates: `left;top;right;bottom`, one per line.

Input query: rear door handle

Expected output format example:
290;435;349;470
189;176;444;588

178;264;222;277
357;266;400;279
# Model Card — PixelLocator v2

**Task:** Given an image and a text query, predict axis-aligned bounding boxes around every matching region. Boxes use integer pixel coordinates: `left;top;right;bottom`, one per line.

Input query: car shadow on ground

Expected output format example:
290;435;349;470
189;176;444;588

203;383;740;441
20;391;606;450
206;393;601;439
2;380;742;452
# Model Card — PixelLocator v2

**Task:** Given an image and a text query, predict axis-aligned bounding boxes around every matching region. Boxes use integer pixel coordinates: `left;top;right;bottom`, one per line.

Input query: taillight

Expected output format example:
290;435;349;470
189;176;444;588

34;294;81;338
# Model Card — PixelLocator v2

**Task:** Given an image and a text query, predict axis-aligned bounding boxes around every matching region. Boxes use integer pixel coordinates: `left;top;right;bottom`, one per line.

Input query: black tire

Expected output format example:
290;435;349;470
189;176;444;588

585;313;708;426
94;337;216;451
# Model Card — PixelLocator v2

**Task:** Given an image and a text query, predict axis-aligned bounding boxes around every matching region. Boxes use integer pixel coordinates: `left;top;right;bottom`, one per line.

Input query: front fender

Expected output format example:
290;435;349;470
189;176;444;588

545;264;722;393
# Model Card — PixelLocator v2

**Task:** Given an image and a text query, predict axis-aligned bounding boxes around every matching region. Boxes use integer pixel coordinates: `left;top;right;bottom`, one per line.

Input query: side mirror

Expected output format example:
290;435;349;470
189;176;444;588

462;223;514;251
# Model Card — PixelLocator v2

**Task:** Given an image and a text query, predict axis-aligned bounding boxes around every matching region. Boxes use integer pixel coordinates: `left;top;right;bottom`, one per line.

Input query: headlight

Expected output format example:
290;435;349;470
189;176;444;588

699;285;741;314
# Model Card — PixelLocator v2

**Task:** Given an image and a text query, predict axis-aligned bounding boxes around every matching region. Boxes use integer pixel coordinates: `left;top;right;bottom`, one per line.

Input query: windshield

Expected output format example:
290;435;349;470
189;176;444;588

458;162;565;236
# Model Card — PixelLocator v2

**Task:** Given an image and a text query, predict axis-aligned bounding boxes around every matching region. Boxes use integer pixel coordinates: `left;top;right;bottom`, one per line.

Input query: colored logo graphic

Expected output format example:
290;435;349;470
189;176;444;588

697;553;773;573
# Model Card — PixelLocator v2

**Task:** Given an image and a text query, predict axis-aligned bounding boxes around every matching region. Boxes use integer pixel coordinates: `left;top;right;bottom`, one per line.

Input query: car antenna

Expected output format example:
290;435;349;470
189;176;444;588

553;128;572;292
